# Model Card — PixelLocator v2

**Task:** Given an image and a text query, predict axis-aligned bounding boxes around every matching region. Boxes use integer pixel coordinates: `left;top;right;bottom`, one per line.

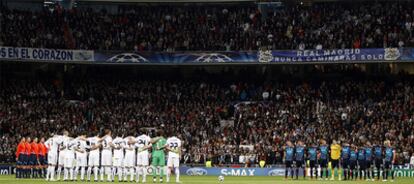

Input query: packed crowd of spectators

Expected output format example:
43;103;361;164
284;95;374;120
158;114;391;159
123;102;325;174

1;1;414;51
0;7;67;49
1;73;414;166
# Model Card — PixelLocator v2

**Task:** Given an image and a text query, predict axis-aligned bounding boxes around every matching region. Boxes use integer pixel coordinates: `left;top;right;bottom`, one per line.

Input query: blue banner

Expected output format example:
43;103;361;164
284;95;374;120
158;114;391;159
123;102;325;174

0;165;14;175
180;166;414;177
94;48;410;64
180;167;288;176
180;165;414;177
1;46;414;64
94;51;257;64
259;48;402;63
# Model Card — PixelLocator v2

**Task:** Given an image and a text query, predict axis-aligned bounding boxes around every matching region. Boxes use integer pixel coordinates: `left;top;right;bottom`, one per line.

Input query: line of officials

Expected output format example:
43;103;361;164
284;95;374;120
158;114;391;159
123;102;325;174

15;137;48;178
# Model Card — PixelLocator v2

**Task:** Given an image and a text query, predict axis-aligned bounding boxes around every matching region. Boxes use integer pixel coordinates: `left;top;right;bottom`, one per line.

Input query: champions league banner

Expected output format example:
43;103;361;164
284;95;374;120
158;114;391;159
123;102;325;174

1;46;414;64
94;48;410;64
0;46;94;62
93;51;257;64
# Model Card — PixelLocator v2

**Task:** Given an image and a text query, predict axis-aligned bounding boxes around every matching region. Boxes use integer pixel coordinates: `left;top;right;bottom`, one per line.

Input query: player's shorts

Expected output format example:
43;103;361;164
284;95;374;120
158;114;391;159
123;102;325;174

17;154;28;166
88;152;100;167
48;153;57;165
137;151;149;166
124;151;136;167
375;158;382;168
151;154;165;166
358;160;366;170
64;156;75;168
331;159;339;168
39;155;46;165
45;154;48;165
29;154;37;166
101;150;112;166
384;161;392;169
350;160;357;170
341;159;349;169
309;160;317;168
319;159;328;168
113;157;124;167
295;160;304;168
58;152;65;166
285;161;292;168
167;156;180;168
76;154;87;167
365;160;372;168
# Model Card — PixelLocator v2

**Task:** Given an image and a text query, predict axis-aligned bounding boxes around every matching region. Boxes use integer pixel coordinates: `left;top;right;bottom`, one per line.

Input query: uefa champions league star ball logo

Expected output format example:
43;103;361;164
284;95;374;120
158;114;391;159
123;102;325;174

107;53;149;63
194;53;233;63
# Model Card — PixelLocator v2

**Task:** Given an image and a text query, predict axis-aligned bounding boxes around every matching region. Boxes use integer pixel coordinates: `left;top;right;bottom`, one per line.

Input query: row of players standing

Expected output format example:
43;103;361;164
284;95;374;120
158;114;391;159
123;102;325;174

16;129;182;183
283;140;396;181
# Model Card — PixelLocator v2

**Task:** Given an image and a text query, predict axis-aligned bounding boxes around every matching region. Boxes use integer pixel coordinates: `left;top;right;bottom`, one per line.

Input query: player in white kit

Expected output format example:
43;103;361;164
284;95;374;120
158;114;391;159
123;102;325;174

123;136;136;182
100;129;114;182
63;137;77;181
132;133;151;183
74;134;88;181
112;134;125;182
87;133;101;182
44;134;63;181
165;136;182;183
57;130;70;181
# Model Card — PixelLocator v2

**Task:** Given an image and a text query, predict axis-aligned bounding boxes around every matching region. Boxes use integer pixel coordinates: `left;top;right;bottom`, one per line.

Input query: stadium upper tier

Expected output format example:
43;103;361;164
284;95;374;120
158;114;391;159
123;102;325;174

0;1;413;51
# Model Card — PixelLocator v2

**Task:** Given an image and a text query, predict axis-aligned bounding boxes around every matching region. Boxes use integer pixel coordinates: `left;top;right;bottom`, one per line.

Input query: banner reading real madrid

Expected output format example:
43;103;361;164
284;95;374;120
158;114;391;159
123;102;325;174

94;48;409;64
258;48;403;63
0;46;94;62
0;46;413;63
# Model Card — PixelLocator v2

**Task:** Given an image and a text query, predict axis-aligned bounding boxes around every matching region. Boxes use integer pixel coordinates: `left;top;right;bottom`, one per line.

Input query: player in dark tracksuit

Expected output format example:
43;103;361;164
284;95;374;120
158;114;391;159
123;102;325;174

357;146;366;180
341;143;350;180
364;143;374;181
319;141;329;180
284;141;295;179
295;142;306;180
349;146;358;180
373;143;383;180
308;145;318;179
383;141;396;182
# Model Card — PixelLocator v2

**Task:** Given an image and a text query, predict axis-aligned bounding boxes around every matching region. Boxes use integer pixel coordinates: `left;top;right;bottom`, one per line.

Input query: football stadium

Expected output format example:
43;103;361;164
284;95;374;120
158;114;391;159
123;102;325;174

1;0;414;183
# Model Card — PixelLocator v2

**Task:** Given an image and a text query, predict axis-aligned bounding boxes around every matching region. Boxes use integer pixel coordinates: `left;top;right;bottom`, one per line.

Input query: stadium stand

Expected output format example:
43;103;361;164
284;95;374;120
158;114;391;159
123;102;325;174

0;66;413;167
1;0;414;171
1;1;414;51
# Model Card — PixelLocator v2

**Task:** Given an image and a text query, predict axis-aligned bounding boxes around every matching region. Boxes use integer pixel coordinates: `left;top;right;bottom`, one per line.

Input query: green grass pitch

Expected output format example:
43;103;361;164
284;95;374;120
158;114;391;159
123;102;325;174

0;175;413;184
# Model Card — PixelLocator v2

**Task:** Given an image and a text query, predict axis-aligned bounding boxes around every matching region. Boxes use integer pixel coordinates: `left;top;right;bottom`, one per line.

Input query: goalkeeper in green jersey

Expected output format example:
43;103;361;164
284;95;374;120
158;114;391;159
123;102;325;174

151;130;167;183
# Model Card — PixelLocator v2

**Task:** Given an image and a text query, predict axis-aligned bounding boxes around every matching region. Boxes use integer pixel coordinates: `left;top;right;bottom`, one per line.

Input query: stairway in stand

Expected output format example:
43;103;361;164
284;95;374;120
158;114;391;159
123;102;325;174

63;22;76;49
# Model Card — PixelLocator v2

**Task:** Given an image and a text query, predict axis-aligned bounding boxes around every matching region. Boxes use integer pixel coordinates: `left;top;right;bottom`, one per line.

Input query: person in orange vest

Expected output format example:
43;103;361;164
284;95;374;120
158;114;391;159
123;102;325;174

24;137;32;178
39;137;48;178
31;137;40;178
16;137;27;178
